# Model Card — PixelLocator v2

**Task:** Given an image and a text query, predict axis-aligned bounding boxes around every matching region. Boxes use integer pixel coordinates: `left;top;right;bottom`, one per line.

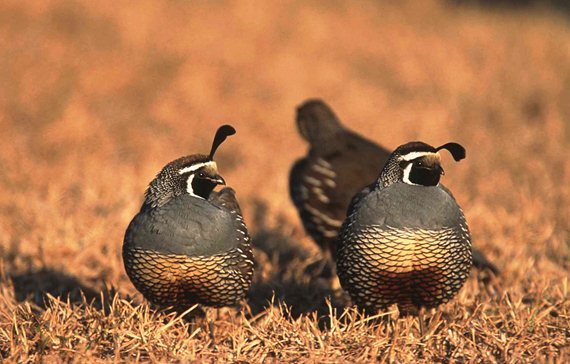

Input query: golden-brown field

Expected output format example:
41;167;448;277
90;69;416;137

0;0;568;362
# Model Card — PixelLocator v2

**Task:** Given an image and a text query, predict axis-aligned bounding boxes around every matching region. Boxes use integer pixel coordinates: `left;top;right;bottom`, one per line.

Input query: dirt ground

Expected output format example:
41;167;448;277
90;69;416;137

0;0;568;362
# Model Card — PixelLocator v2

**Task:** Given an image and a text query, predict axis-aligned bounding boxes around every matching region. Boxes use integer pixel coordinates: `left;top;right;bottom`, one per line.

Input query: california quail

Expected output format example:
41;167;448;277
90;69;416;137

123;125;254;312
336;141;472;314
289;99;390;265
290;99;498;275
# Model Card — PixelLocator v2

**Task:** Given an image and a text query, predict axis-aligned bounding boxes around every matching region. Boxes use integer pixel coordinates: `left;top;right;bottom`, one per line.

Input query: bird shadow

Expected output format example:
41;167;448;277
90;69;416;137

246;200;349;320
6;268;100;309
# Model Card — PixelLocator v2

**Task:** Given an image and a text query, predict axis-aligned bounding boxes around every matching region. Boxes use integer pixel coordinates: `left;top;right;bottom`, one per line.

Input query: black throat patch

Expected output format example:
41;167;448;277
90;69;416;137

192;177;217;199
409;165;441;186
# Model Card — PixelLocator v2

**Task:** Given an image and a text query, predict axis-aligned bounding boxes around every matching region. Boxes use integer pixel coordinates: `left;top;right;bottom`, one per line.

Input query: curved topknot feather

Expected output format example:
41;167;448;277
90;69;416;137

209;124;236;160
436;142;466;162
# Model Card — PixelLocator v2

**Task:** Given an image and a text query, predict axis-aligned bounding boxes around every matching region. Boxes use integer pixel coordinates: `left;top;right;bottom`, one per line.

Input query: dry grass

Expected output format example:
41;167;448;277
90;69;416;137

0;0;568;362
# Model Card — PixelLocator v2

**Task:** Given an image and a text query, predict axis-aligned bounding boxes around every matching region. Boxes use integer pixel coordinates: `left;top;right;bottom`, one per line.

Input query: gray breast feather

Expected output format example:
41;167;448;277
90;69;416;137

124;194;239;256
354;183;465;229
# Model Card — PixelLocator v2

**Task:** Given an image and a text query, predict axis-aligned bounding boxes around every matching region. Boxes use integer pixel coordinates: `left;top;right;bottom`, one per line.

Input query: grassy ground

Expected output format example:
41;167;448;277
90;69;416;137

0;0;568;362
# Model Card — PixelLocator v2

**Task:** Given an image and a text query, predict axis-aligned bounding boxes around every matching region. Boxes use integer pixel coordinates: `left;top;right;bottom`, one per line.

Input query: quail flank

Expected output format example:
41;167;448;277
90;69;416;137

290;99;497;275
337;141;472;314
123;125;254;312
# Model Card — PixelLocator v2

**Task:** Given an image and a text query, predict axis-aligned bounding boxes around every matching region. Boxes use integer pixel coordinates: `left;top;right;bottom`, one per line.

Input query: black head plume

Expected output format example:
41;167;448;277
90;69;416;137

436;142;466;162
209;124;236;160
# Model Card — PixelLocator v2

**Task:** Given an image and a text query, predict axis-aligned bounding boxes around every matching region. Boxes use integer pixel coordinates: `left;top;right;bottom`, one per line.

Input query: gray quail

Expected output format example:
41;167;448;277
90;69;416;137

123;125;254;312
336;141;472;315
290;99;497;275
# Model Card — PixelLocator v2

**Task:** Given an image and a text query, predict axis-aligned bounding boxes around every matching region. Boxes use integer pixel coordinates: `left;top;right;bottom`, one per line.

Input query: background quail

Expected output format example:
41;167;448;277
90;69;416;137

289;99;390;267
337;141;472;314
290;99;498;275
123;125;254;312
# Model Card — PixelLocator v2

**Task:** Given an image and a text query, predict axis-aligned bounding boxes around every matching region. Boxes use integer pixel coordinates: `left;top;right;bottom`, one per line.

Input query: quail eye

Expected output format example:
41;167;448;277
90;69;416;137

198;172;206;178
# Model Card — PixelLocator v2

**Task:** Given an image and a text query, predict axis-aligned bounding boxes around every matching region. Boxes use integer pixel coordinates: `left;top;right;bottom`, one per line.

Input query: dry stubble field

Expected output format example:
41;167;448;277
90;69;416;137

0;0;569;362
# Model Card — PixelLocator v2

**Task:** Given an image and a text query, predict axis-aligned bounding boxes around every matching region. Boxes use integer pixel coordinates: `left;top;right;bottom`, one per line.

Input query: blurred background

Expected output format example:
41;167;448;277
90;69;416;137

0;0;568;310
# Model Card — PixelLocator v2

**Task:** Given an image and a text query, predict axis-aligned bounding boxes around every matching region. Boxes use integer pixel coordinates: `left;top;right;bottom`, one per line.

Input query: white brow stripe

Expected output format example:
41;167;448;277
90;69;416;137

178;161;216;175
401;151;437;161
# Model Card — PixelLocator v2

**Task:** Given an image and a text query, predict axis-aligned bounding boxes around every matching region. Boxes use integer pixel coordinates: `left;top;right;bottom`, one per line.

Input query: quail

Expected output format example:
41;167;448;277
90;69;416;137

290;99;497;275
123;125;254;312
289;99;390;266
336;141;472;314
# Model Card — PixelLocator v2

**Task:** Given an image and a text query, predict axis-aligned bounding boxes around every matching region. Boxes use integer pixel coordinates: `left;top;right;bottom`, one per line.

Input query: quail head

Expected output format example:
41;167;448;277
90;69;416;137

337;141;472;314
123;125;254;312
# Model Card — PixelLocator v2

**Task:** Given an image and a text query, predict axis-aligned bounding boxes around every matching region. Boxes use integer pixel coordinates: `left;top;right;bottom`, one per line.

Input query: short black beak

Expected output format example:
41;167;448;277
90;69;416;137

212;174;226;186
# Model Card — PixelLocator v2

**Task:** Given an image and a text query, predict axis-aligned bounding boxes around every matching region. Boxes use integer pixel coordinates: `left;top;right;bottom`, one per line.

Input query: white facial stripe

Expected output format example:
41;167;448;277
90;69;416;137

402;163;420;186
185;174;204;199
178;161;217;175
400;151;437;161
